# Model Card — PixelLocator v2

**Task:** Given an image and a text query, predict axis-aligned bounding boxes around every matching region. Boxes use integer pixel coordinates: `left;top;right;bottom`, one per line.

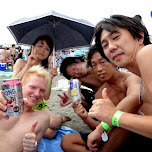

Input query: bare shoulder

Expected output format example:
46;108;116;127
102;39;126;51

122;71;141;85
14;59;27;68
136;44;152;62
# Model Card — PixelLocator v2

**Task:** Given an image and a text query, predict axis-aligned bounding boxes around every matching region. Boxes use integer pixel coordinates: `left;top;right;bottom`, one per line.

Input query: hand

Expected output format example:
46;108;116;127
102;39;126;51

87;129;102;151
27;46;39;66
49;67;57;78
72;101;88;119
0;93;28;120
88;88;117;124
0;91;8;120
58;92;71;106
23;121;38;152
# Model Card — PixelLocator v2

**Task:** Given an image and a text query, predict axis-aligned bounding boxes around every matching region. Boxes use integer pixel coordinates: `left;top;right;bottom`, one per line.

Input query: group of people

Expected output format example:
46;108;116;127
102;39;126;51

0;13;152;152
0;44;24;70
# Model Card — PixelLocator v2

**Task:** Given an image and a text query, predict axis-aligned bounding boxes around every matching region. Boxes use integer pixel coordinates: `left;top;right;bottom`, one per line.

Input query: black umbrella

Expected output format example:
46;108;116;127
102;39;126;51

7;10;94;51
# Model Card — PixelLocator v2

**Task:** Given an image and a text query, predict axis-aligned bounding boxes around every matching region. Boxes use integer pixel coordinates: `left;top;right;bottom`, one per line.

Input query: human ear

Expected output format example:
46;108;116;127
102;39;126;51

75;59;81;63
138;31;144;44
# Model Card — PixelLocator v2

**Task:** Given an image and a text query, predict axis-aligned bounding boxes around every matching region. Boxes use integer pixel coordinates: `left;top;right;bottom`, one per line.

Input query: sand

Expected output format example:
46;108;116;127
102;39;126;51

0;75;92;133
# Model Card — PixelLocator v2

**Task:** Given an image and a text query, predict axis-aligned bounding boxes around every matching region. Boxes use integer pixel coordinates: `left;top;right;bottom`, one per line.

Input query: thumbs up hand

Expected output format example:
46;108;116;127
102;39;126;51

23;121;38;152
88;88;117;124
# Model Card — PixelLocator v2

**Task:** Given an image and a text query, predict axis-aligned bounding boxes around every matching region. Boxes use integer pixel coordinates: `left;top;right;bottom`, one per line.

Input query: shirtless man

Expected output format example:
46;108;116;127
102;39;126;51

9;44;17;63
0;65;50;152
59;56;104;110
61;46;141;152
0;46;14;69
88;15;152;151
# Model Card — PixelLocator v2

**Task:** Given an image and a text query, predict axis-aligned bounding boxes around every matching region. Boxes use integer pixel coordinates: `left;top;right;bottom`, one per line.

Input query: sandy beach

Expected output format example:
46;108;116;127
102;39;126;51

0;74;92;133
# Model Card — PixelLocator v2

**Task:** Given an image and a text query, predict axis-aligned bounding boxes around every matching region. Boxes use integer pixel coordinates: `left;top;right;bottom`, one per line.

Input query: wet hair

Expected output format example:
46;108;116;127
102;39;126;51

94;14;151;60
87;45;110;68
29;35;54;69
60;56;85;80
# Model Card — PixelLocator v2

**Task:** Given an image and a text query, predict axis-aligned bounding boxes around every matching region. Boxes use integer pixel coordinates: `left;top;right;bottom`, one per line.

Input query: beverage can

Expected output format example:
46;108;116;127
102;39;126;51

70;79;82;104
1;78;24;116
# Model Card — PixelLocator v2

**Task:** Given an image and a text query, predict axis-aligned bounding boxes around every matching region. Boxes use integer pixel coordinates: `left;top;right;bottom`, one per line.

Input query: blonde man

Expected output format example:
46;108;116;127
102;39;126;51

0;65;50;151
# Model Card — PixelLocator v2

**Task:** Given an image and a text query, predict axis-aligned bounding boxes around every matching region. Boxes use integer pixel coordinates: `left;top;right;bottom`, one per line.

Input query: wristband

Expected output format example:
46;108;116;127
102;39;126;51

96;126;103;134
101;121;111;131
112;110;124;127
48;83;52;86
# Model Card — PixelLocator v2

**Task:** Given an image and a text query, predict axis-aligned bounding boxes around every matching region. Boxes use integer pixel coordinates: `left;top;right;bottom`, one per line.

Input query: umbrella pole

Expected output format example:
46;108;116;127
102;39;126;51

53;20;56;68
53;48;55;68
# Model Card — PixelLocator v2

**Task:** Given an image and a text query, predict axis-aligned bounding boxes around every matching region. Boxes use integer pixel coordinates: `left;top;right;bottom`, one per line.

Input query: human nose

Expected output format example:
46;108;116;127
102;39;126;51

73;68;79;74
97;64;103;72
34;89;40;97
109;41;117;53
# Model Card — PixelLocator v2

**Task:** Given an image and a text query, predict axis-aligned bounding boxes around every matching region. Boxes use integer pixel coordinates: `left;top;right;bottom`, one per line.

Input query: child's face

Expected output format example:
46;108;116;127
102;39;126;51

66;62;87;78
23;75;47;107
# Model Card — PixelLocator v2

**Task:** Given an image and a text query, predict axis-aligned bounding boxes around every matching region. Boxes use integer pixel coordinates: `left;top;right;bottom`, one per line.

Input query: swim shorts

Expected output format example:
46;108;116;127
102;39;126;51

0;58;9;63
80;88;95;107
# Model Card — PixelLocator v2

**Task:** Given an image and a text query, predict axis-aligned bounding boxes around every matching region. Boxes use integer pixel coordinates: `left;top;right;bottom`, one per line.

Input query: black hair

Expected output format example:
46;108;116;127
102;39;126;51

29;35;54;69
87;45;110;68
60;56;85;80
94;14;151;61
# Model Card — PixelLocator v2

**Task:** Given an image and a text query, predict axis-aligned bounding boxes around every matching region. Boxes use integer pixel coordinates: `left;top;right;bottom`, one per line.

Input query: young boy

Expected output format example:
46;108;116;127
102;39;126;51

0;65;50;151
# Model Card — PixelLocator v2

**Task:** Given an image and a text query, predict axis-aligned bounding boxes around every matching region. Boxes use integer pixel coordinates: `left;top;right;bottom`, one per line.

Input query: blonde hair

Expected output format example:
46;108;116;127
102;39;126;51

22;65;50;85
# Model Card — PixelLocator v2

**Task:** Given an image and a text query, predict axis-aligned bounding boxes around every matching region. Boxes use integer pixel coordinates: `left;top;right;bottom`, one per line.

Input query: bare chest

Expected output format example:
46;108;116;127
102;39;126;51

106;85;126;105
0;117;37;152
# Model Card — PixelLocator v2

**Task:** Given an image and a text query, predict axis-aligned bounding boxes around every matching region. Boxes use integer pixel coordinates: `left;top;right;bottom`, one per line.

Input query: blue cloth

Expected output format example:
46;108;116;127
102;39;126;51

37;126;78;152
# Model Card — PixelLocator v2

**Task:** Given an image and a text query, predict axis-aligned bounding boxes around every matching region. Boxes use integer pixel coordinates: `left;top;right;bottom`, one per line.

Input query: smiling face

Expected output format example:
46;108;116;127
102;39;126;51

32;40;51;61
91;51;115;81
23;74;47;107
66;61;88;78
100;27;141;68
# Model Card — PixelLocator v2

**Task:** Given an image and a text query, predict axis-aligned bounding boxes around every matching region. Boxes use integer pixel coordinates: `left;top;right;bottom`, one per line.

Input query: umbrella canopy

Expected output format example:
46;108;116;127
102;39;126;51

7;10;94;51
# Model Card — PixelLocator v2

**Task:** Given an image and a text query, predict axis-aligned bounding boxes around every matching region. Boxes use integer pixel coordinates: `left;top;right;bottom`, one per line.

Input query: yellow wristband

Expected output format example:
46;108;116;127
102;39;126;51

48;83;52;86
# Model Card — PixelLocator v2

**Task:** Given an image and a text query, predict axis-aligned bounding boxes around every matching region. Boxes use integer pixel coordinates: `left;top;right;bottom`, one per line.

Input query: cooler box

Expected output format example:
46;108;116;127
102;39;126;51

0;63;7;70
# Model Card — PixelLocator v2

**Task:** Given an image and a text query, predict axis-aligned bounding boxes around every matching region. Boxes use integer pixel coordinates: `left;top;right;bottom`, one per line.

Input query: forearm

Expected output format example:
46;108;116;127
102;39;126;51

67;87;71;97
119;112;152;139
82;116;100;130
44;77;53;100
115;95;140;114
11;63;30;79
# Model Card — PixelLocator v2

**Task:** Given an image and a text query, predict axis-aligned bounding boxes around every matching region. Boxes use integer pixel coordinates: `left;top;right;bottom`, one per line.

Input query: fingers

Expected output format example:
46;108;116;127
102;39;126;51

23;121;38;152
63;92;69;98
57;94;64;99
88;141;98;151
0;93;9;119
102;88;109;99
71;100;78;108
29;121;38;133
50;67;57;76
23;98;28;105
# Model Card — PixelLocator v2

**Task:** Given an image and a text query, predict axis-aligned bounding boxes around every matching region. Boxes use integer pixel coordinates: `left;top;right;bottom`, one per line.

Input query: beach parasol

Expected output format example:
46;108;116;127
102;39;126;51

7;10;94;50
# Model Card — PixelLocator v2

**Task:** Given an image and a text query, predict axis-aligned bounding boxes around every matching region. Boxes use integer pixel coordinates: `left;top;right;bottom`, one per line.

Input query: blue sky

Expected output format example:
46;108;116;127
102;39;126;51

0;0;151;45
